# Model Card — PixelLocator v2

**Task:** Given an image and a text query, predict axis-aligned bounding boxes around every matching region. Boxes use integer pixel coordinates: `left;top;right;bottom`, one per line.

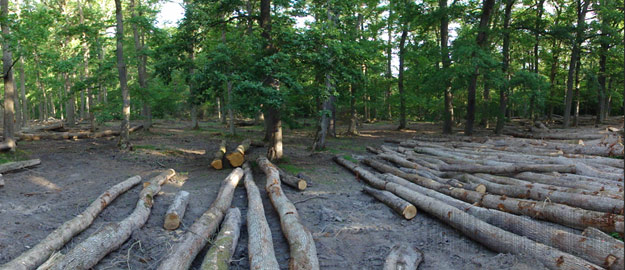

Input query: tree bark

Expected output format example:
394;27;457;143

563;0;589;127
157;168;244;270
2;0;15;150
19;57;27;125
164;190;190;230
515;172;622;195
278;167;307;191
439;163;576;174
242;162;280;270
398;26;408;130
363;186;417;220
115;0;131;149
17;125;143;140
573;60;581;127
257;157;319;270
265;107;283;160
334;157;605;270
383;244;423;270
199;207;241;270
131;0;151;130
226;138;251;167
440;0;454;134
49;170;175;270
0;175;142;270
211;140;227;170
583;227;624;247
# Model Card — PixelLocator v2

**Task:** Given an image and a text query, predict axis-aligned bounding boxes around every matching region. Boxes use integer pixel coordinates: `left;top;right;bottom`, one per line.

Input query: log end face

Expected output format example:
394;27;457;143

475;184;486;194
403;205;417;220
211;159;223;170
298;180;307;191
164;214;180;230
227;153;244;167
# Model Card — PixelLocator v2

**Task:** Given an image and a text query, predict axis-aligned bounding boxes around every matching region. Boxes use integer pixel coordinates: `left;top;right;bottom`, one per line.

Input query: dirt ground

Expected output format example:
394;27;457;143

0;119;549;269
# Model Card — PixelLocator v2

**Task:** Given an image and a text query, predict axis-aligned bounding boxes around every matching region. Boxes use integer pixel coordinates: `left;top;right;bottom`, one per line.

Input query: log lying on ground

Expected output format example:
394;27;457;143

17;125;143;141
583;227;625;247
48;169;175;270
163;190;190;230
460;174;623;214
211;140;227;170
363;186;417;220
257;157;319;270
333;157;605;270
553;157;623;182
200;207;242;270
439;163;576;174
0;159;41;174
0;175;3;187
0;140;15;152
504;129;605;140
242;162;280;270
226;139;251;167
278;168;307;191
21;122;64;133
515;172;623;195
363;158;624;233
383;244;423;270
0;175;143;270
157;168;244;270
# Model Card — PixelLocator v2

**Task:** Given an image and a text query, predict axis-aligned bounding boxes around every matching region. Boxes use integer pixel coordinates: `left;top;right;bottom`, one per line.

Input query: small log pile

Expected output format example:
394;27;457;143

335;131;625;270
17;124;143;141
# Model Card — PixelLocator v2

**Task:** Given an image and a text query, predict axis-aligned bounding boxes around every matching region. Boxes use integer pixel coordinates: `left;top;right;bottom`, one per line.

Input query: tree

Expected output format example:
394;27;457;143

440;0;454;134
260;0;282;160
130;0;151;129
1;0;15;151
115;0;131;149
495;0;515;135
562;0;589;127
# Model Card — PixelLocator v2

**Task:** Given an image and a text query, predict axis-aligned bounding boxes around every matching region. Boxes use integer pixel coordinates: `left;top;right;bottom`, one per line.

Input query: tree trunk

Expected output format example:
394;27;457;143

563;0;589;127
597;13;608;124
242;162;280;270
313;73;333;150
63;73;75;127
0;175;142;270
2;0;15;150
386;7;393;120
199;207;241;270
226;138;251;167
49;170;175;270
17;125;143;141
19;57;27;124
157;168;244;270
115;0;131;149
334;157;605;270
211;140;227;170
265;107;283;160
440;0;454;134
465;0;495;136
398;27;408;130
383;244;423;270
131;0;151;130
363;186;417;220
227;81;235;135
516;172;623;195
347;84;359;135
480;80;490;128
583;227;624;247
573;60;581;127
257;157;319;270
164;190;190;230
278;168;307;191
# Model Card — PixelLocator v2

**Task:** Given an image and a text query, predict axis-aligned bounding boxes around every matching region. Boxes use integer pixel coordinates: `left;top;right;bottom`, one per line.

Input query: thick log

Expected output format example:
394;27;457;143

48;170;175;270
383;244;423;270
363;186;417;220
439;163;576;174
0;159;40;174
554;157;623;182
17;125;143;141
363;158;624;233
242;162;280;270
164;190;190;230
461;174;623;214
278;168;307;191
516;172;623;195
157;168;244;270
211;140;227;170
583;227;624;247
200;207;242;270
504;129;604;140
257;157;319;270
21;122;64;133
375;171;625;270
333;157;605;270
226;139;251;167
0;175;143;270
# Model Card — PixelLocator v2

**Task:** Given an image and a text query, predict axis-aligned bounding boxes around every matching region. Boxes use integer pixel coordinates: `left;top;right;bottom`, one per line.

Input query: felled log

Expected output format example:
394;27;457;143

200;207;242;270
333;157;604;270
374;171;624;270
0;175;143;270
363;158;624;233
515;172;623;195
242;162;280;270
461;174;623;214
48;170;175;270
17;125;143;141
278;168;307;191
211;140;227;170
21;122;64;133
383;244;423;270
439;163;576;174
0;159;41;174
583;227;624;247
504;129;604;140
363;186;416;220
226;139;251;167
554;157;623;182
257;157;319;270
157;168;244;270
164;190;190;230
0;174;3;188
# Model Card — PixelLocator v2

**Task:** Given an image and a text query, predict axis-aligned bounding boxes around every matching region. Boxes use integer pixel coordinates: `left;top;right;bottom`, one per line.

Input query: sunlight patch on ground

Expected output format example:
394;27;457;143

28;176;61;191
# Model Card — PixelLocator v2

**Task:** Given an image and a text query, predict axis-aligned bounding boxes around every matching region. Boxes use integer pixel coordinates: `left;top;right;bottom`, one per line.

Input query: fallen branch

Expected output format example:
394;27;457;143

200;207;242;270
0;159;41;174
363;186;416;220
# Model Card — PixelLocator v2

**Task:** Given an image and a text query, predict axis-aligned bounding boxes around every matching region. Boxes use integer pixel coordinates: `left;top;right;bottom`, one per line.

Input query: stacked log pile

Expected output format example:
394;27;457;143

335;133;624;270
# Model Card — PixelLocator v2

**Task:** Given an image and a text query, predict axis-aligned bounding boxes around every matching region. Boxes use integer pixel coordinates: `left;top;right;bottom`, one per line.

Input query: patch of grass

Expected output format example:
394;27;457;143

342;155;357;162
0;149;31;164
610;232;624;241
135;144;160;150
279;163;303;174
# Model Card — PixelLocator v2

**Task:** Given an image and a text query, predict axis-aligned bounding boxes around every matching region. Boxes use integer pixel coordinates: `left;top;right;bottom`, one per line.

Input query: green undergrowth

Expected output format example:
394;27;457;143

0;149;31;164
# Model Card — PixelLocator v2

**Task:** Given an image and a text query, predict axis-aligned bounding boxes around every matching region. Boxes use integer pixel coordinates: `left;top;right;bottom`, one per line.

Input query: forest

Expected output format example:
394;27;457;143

0;0;623;269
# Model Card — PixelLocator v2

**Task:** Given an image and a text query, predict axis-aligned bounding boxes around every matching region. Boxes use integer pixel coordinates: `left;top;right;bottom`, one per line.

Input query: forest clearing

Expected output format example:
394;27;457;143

0;0;623;269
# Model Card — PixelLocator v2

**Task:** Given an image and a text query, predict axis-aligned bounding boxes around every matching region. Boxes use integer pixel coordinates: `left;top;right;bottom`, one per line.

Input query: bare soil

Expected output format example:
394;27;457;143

0;119;547;269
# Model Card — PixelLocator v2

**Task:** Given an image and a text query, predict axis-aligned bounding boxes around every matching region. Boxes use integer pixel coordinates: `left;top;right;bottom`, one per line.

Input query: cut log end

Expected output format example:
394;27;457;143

226;153;244;167
475;184;486;194
164;214;181;230
211;159;223;170
402;205;417;220
297;180;307;190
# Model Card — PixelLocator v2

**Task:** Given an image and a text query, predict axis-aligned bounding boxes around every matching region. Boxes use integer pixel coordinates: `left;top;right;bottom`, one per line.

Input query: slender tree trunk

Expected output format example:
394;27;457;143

597;3;608;125
398;27;408;130
573;59;581;127
386;7;392;120
529;0;545;121
131;0;151;130
115;0;131;149
465;0;495;136
347;84;359;135
440;0;454;134
227;81;235;135
547;39;560;119
563;0;589;127
495;0;514;135
2;0;15;149
78;0;94;131
19;57;26;124
480;80;490;128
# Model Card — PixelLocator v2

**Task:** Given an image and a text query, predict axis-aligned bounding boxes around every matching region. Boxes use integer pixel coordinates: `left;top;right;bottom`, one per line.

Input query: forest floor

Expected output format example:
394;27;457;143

1;118;586;270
